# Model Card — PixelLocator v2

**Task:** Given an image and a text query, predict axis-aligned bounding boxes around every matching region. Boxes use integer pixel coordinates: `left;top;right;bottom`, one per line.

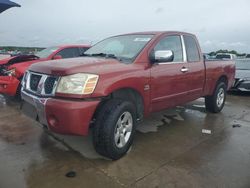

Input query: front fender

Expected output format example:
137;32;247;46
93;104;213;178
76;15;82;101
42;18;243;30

92;71;151;115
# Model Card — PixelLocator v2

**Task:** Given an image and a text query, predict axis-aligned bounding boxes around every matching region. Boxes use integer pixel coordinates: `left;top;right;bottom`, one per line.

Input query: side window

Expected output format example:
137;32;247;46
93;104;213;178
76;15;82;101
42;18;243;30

183;35;200;62
154;35;183;62
79;47;89;55
56;48;80;59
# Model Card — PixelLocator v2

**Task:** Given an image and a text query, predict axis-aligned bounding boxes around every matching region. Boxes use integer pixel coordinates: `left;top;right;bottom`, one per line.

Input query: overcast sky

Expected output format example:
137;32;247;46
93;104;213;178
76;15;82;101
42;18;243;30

0;0;250;53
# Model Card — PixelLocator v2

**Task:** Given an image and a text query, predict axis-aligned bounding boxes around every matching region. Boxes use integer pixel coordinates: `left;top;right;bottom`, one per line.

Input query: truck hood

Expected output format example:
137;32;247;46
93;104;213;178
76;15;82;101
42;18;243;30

235;69;250;79
29;57;142;76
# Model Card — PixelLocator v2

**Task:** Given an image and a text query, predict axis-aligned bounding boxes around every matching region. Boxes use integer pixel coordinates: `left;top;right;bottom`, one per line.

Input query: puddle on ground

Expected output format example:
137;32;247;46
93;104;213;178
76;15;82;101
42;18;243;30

172;114;184;121
137;118;164;133
136;103;208;134
185;109;207;118
192;104;205;108
243;113;250;122
136;108;186;133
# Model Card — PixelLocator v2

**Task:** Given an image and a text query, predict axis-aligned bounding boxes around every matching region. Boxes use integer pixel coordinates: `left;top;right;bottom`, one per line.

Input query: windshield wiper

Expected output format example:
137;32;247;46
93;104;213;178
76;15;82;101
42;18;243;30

80;53;92;57
83;53;123;61
91;53;116;58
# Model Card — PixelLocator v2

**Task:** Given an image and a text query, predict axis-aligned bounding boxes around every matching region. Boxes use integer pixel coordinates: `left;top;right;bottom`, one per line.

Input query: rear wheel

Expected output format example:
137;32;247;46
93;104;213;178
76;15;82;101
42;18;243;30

205;82;227;113
93;99;136;160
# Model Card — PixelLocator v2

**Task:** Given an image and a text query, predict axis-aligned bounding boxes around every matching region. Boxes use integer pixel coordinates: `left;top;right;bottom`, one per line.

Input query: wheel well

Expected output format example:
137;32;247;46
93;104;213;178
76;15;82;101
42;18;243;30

217;75;228;87
111;88;144;120
104;88;144;120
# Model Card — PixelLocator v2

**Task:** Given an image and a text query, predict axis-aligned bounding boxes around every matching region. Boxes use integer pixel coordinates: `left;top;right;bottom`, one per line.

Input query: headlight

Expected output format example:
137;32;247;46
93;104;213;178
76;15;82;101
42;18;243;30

56;73;99;95
5;68;16;76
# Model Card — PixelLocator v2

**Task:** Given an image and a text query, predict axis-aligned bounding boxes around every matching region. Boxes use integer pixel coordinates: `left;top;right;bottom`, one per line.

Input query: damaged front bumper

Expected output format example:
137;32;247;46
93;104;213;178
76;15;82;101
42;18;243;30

0;76;20;96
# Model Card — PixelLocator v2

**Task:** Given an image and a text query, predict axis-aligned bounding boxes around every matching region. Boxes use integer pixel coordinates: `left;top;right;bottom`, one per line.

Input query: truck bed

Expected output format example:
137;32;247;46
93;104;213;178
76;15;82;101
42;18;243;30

203;59;235;96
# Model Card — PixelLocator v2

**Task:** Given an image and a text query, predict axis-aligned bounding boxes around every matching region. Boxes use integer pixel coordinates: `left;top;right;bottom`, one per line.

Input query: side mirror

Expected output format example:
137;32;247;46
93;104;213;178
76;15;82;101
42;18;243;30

52;55;62;60
150;50;174;63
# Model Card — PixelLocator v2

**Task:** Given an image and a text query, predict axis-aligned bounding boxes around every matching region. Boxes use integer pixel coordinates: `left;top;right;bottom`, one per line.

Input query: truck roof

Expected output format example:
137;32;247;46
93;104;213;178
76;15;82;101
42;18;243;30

56;44;91;48
120;31;196;37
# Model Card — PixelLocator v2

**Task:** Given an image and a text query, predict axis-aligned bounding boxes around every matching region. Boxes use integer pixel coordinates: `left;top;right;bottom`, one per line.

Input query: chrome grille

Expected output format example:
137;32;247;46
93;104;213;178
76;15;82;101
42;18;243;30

44;77;57;94
23;71;58;96
30;74;42;91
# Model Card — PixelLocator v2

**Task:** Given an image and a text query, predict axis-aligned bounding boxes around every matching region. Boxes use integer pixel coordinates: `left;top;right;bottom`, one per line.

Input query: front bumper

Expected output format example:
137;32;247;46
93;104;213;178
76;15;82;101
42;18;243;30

0;76;20;96
21;90;100;136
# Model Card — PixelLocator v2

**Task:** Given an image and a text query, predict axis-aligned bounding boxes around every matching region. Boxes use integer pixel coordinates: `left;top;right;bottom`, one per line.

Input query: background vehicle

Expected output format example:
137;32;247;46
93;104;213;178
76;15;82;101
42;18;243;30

231;59;250;91
203;53;212;60
0;45;90;96
215;53;236;60
21;31;235;160
246;54;250;58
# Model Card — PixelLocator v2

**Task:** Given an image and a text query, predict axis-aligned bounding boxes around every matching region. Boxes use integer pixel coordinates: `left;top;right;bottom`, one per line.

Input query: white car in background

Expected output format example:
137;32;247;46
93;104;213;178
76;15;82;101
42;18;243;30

215;53;236;60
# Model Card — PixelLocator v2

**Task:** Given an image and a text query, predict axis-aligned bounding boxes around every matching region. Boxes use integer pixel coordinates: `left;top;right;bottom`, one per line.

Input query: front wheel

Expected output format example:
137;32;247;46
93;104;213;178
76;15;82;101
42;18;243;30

205;82;227;113
93;99;136;160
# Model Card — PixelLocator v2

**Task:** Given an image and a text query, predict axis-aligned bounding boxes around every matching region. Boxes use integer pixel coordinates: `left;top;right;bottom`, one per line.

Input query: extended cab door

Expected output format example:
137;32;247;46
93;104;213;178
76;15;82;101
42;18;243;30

150;35;191;112
182;35;205;100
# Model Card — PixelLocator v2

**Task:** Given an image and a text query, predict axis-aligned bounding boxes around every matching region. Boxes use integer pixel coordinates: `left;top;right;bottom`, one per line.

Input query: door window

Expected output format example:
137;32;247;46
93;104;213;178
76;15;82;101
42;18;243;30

154;35;183;62
56;48;80;58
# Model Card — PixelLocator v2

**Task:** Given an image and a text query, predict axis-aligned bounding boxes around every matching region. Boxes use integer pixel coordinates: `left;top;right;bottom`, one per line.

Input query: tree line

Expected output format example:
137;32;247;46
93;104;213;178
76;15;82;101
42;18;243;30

208;50;247;57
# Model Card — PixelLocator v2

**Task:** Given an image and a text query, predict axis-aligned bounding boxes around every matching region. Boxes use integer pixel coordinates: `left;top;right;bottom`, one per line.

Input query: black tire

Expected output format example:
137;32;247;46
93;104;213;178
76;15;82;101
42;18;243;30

93;99;136;160
205;82;227;113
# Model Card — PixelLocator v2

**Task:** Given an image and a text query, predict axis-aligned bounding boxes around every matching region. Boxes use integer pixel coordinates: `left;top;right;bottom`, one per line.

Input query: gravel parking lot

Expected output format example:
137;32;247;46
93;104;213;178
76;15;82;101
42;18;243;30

0;93;250;188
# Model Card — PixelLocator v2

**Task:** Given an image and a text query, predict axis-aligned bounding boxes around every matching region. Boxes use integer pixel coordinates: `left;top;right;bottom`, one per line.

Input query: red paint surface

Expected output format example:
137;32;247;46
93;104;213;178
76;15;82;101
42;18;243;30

26;31;235;135
45;98;100;136
0;76;20;96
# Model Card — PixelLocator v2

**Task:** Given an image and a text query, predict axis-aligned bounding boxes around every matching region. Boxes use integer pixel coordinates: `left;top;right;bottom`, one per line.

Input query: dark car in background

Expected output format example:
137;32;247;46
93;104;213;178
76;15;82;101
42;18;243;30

232;59;250;91
245;54;250;58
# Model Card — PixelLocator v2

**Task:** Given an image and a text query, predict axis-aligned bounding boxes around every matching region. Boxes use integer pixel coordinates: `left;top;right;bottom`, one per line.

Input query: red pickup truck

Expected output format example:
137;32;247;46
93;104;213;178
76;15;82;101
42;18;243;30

0;45;90;97
21;31;235;160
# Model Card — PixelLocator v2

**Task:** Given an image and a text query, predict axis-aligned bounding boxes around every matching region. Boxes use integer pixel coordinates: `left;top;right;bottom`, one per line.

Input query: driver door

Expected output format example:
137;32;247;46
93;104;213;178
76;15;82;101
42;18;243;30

150;35;190;112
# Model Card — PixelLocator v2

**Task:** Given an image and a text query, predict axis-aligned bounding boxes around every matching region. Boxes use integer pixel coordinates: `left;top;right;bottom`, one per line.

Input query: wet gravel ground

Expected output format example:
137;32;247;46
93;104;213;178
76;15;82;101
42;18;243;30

0;92;250;188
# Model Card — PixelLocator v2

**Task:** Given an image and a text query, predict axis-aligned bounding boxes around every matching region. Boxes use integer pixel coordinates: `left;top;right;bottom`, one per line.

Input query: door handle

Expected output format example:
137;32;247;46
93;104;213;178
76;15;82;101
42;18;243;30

180;67;189;73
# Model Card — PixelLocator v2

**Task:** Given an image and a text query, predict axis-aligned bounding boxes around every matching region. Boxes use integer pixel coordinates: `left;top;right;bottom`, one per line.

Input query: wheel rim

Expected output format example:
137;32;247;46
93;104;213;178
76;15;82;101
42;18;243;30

216;88;225;108
114;111;133;148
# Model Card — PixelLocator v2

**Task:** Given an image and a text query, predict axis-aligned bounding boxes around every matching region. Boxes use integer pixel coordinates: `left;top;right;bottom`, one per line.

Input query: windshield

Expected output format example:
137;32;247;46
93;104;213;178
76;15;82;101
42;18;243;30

236;59;250;70
84;34;154;62
35;46;59;58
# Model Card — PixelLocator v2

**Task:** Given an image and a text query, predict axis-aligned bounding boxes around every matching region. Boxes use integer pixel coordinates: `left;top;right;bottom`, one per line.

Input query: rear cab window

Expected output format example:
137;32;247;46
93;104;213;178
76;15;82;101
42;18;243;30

183;35;200;62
